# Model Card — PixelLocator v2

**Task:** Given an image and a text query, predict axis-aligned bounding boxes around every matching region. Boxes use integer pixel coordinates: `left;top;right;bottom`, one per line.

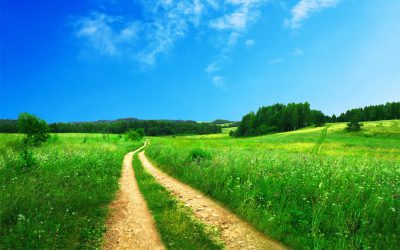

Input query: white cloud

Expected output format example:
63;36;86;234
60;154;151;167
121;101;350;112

212;75;226;88
73;0;267;86
293;48;304;56
285;0;340;29
206;62;221;74
269;58;283;65
209;0;263;31
210;12;247;30
245;39;255;48
74;13;140;56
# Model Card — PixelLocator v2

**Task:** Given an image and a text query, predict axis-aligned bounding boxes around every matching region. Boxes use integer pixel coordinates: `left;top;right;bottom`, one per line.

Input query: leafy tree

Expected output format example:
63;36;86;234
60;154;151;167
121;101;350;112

345;120;364;132
136;128;145;137
125;128;143;141
17;112;50;145
235;102;317;137
311;110;326;127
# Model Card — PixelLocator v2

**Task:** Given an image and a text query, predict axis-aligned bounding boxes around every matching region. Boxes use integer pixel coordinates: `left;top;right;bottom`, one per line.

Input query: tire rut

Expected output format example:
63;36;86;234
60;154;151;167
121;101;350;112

103;142;165;250
138;151;285;250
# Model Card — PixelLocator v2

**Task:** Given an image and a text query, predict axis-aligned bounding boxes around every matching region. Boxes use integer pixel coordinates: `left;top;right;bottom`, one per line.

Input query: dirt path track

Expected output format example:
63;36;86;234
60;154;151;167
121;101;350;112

139;151;285;250
103;142;164;250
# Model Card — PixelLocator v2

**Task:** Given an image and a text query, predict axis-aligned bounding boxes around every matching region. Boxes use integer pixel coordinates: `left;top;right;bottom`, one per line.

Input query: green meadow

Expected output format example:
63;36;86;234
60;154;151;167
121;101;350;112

146;120;400;249
0;133;143;249
1;120;399;249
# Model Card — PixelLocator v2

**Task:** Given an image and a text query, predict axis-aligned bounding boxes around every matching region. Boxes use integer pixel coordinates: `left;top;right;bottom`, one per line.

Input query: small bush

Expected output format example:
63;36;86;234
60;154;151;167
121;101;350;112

125;128;144;141
188;148;212;163
19;149;36;172
48;134;59;143
345;120;364;131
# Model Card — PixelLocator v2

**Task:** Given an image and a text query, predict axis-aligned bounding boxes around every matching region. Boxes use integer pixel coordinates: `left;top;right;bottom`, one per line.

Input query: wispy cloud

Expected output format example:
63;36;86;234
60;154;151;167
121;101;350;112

285;0;340;29
73;0;267;87
245;39;255;48
293;48;304;56
269;58;283;65
205;0;266;88
74;13;139;56
212;75;226;89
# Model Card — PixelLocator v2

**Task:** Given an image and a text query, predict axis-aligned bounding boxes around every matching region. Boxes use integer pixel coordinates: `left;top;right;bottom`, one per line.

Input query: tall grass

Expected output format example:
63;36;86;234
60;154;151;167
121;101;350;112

0;134;143;249
146;121;400;249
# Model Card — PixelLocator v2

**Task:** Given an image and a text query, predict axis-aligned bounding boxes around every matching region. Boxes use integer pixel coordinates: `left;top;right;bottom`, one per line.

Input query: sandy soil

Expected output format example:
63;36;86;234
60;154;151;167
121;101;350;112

138;151;285;250
103;142;165;250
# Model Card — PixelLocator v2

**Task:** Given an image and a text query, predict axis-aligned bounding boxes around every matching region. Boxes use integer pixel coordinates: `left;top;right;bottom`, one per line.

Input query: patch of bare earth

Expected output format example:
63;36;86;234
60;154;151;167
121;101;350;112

138;151;285;250
103;144;164;250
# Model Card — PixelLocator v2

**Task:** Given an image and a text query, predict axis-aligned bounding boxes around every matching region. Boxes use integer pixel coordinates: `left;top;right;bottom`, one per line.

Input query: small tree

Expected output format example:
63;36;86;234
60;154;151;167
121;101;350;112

345;120;364;132
17;112;50;145
136;128;145;138
125;128;143;141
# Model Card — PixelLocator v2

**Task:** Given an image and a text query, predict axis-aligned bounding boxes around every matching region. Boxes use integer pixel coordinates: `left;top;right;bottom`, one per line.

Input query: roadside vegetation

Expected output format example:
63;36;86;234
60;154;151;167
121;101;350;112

0;133;143;249
146;120;400;249
132;153;223;250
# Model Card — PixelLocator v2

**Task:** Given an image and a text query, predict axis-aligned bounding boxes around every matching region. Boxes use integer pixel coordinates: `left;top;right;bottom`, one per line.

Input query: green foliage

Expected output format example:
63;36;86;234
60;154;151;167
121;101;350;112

345;120;364;131
47;119;221;135
311;110;326;127
132;153;223;249
136;128;145;137
125;128;144;141
187;148;212;163
0;133;143;249
337;102;400;122
17;113;50;146
235;102;321;137
146;121;400;249
19;149;37;172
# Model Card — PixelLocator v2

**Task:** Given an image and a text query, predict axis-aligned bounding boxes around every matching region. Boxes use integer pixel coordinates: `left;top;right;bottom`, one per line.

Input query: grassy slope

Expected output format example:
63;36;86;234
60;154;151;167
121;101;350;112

0;133;143;249
146;120;400;249
132;153;223;250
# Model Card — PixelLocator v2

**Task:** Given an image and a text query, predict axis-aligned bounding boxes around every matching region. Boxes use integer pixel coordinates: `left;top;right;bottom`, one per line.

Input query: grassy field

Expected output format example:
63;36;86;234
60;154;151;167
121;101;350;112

0;133;143;249
146;120;400;249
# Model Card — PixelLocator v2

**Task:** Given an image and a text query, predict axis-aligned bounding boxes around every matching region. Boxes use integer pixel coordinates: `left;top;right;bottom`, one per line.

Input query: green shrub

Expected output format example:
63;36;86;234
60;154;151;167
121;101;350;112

188;148;212;163
345;120;364;131
19;149;36;172
17;112;50;146
125;128;144;141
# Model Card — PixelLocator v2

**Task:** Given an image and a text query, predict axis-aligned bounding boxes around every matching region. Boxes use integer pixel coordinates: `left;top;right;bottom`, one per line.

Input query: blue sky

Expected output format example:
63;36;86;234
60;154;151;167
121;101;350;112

1;0;399;122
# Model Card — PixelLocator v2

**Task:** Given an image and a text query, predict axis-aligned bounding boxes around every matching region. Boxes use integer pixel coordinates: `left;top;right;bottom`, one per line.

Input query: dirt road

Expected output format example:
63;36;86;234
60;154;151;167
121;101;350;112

103;142;164;250
138;151;285;250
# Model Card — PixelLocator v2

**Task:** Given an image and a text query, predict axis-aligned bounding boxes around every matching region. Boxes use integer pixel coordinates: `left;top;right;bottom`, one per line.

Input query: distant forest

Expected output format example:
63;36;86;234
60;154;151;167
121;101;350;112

0;119;221;135
334;102;400;122
234;102;400;137
1;102;399;136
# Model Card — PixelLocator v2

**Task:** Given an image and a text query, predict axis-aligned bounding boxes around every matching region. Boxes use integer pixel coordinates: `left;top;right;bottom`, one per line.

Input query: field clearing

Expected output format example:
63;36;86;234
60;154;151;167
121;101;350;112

0;133;143;249
146;120;400;249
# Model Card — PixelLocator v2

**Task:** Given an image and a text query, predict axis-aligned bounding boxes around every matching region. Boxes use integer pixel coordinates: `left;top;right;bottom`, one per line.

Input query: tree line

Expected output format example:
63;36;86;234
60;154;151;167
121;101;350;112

333;102;400;123
0;118;222;135
234;101;400;137
233;102;327;137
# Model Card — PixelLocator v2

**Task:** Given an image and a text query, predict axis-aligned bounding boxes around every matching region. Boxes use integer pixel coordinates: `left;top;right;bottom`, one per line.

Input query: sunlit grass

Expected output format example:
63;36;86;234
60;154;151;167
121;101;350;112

0;133;143;249
146;120;400;249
